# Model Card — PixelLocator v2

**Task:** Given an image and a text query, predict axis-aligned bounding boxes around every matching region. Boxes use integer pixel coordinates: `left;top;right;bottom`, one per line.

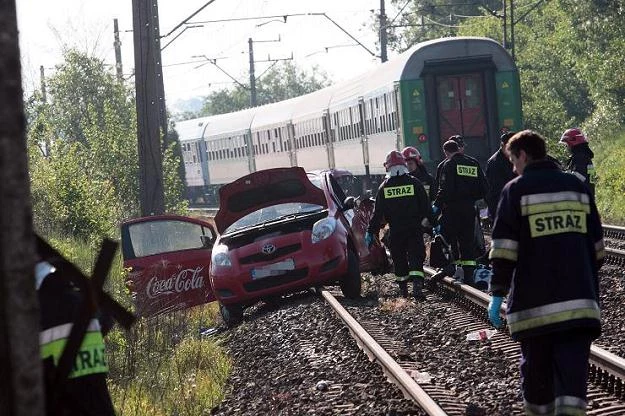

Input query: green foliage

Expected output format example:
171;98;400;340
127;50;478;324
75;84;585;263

200;61;331;115
591;132;625;224
27;49;188;242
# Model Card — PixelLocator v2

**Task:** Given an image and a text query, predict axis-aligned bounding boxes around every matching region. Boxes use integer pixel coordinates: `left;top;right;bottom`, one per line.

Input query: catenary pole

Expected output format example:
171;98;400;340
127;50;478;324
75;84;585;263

379;0;388;63
248;38;257;107
0;1;45;414
132;0;165;215
114;18;124;82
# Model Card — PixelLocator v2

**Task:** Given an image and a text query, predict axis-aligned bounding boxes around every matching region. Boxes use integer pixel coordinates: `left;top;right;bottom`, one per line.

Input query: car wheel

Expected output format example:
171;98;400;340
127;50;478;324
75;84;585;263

340;248;361;299
219;302;243;327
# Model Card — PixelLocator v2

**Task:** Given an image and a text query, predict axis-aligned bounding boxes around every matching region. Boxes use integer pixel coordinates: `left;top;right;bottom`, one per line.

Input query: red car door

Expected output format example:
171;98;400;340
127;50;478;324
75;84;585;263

120;215;217;317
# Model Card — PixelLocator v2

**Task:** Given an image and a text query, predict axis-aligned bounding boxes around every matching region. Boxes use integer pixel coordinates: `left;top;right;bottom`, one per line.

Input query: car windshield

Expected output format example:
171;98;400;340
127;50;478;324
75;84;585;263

224;202;324;233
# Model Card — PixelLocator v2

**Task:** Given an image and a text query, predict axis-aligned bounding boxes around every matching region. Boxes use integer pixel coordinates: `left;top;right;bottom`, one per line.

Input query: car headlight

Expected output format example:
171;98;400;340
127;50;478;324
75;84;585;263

211;244;232;267
311;217;337;244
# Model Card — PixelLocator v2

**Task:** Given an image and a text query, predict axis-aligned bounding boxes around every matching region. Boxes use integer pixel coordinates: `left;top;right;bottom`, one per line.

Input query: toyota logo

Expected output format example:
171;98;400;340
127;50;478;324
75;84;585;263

261;244;276;255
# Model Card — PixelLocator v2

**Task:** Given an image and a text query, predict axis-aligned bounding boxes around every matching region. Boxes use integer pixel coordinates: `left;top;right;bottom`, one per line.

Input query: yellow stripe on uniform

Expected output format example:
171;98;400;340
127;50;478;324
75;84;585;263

507;299;600;334
489;238;519;261
384;185;414;198
520;191;590;216
456;165;477;177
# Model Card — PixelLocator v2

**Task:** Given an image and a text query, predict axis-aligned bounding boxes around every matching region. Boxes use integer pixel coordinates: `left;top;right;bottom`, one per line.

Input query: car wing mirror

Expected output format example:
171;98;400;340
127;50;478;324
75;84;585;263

342;196;355;211
200;235;214;249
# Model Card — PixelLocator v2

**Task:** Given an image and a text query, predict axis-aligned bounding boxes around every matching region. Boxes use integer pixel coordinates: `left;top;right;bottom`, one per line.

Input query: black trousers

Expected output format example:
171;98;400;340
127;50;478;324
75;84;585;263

520;332;593;415
441;202;477;265
389;227;425;280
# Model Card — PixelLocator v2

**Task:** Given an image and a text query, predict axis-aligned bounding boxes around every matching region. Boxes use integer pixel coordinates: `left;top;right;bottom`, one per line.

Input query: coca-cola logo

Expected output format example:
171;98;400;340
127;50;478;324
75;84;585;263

146;266;205;299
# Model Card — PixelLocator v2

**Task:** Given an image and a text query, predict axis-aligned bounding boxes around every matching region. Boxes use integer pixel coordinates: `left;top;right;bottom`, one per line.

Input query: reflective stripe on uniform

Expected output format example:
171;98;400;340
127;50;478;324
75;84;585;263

40;319;101;345
409;270;424;278
40;319;108;378
595;239;606;261
458;259;476;266
507;299;600;334
555;396;586;415
520;191;590;216
587;165;596;184
395;275;410;282
489;238;519;261
524;399;555;416
384;185;414;199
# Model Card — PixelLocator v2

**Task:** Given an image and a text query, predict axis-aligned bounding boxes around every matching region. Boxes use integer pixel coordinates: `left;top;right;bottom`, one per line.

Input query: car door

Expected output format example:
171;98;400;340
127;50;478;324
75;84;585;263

120;215;217;317
327;172;389;274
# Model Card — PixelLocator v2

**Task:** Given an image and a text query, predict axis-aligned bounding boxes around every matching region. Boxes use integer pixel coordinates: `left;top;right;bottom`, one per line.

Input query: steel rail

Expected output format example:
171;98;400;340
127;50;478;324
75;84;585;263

423;266;625;390
320;288;448;416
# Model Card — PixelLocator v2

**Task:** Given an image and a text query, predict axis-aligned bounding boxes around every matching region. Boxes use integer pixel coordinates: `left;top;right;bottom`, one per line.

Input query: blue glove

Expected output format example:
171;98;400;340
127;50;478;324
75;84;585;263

433;225;441;235
364;232;374;247
488;296;504;329
431;204;440;217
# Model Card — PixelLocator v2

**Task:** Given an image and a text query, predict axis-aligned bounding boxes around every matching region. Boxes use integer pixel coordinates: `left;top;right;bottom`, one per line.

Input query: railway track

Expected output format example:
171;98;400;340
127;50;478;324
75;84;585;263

320;267;625;415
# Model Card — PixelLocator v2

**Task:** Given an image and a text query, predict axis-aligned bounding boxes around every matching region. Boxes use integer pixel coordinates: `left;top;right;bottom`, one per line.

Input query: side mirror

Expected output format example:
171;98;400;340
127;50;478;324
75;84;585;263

200;235;214;249
343;196;355;210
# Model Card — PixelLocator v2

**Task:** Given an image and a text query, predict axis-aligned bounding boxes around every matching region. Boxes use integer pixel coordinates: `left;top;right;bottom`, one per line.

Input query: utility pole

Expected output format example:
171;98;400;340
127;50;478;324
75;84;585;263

510;0;516;60
248;38;257;107
0;1;44;414
39;65;47;103
113;18;124;82
132;0;165;216
379;0;388;63
502;0;508;49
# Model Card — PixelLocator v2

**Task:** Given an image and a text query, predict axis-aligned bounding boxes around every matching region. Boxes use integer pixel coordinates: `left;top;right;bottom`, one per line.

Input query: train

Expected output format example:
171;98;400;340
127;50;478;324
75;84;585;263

176;36;522;205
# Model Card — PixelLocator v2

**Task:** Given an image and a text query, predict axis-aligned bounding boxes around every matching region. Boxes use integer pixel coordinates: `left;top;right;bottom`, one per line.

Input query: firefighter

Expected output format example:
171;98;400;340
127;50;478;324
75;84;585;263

560;127;596;197
485;132;517;222
488;130;603;415
402;146;435;199
365;150;431;300
37;260;116;416
432;140;488;287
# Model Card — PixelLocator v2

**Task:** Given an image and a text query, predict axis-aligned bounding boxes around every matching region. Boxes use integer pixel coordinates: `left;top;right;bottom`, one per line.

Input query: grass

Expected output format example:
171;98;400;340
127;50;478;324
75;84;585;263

44;234;232;415
592;132;625;225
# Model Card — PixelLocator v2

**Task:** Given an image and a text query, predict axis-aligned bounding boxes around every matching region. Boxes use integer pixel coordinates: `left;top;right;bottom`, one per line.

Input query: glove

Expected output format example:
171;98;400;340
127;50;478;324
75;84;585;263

433;225;441;235
431;204;440;217
488;296;504;329
364;232;374;248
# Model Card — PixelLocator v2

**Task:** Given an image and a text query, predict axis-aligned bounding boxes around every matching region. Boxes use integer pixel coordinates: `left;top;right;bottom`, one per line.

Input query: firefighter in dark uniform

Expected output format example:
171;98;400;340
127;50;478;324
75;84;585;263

488;130;604;415
433;140;488;287
402;146;435;199
366;150;431;300
560;127;596;197
485;132;517;222
36;260;116;416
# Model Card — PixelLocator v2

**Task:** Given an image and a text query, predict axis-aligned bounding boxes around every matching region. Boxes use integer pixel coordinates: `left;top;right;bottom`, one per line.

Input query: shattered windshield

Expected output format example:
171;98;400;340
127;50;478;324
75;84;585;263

224;202;324;233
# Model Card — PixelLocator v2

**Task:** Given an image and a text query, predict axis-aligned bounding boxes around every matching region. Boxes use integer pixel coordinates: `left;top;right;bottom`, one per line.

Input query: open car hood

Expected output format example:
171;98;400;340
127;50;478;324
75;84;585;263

214;167;328;234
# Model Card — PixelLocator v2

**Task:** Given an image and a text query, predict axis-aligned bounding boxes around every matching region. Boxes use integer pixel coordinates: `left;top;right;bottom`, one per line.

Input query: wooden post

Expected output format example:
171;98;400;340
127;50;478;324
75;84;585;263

0;1;45;414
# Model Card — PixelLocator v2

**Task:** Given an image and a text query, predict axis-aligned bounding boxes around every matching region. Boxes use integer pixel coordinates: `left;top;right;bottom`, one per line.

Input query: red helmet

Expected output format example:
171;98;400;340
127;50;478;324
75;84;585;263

401;146;421;162
560;128;588;147
383;150;406;170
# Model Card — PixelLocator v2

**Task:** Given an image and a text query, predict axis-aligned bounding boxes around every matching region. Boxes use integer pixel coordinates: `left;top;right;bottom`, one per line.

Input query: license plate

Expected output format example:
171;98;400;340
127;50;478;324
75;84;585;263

251;258;295;279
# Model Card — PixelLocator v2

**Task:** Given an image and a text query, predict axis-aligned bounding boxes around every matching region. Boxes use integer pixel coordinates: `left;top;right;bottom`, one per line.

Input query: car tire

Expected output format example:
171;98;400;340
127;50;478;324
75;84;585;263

219;302;243;327
340;248;361;299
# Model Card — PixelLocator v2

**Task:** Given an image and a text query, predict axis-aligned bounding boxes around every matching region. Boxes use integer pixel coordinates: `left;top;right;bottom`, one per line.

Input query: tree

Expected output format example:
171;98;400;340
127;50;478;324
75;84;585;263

200;61;331;116
27;49;187;242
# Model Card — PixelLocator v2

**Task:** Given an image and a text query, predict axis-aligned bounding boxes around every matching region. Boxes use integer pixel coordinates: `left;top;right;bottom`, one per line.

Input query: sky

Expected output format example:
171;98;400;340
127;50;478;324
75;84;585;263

16;0;400;110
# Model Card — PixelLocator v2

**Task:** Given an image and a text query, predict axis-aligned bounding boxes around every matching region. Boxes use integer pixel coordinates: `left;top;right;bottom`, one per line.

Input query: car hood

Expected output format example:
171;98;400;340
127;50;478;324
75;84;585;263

214;167;328;234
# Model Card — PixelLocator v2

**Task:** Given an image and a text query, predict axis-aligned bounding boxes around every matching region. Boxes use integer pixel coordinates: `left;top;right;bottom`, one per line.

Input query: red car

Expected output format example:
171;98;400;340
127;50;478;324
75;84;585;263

211;167;388;325
120;167;388;325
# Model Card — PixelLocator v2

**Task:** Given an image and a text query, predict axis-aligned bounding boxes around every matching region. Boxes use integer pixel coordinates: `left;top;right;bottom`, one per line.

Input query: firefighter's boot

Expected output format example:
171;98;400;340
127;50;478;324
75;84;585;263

398;281;409;298
413;278;426;301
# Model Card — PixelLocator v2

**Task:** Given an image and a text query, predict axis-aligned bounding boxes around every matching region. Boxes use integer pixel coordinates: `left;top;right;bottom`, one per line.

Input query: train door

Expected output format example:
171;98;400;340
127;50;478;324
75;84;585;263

436;73;489;157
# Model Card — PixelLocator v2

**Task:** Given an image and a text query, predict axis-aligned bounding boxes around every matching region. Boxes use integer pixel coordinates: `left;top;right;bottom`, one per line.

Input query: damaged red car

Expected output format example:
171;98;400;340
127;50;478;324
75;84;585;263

211;167;388;325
